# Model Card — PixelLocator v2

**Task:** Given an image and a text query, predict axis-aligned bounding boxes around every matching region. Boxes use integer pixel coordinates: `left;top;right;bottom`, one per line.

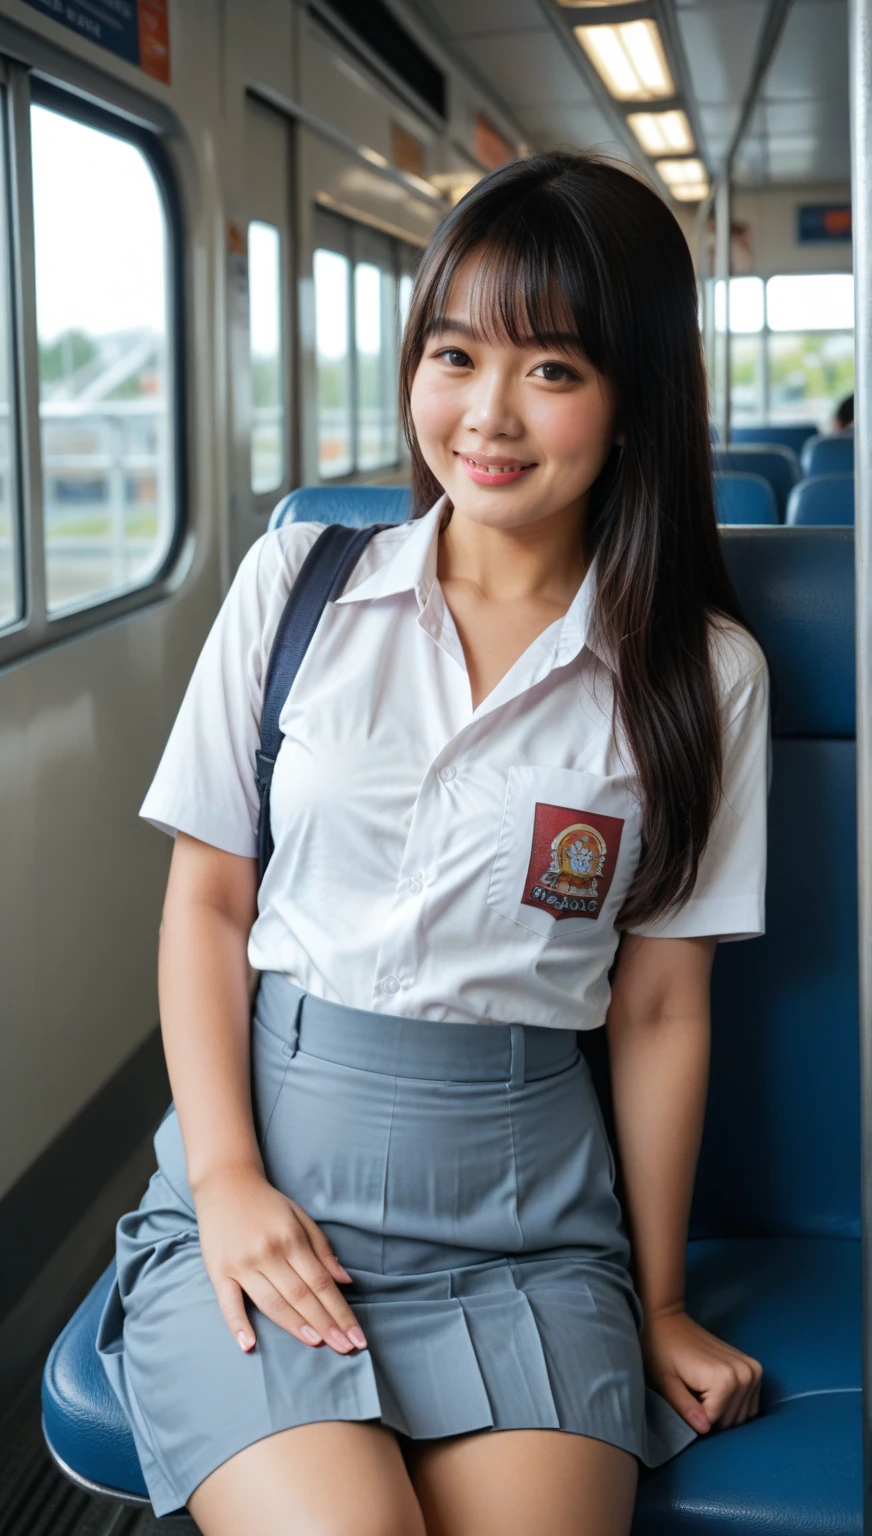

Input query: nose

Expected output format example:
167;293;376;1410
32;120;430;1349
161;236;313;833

462;366;522;440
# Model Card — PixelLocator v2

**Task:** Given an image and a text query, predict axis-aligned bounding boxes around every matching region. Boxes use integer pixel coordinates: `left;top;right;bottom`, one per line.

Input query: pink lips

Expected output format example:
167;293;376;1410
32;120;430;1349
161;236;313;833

457;454;537;487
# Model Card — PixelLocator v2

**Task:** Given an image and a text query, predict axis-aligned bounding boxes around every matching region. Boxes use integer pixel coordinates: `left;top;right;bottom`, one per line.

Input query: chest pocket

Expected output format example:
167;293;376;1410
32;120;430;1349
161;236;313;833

487;765;643;938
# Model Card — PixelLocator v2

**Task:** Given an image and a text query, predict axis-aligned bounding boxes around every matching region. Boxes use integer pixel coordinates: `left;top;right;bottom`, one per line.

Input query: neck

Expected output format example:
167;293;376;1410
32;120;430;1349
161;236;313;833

437;497;589;606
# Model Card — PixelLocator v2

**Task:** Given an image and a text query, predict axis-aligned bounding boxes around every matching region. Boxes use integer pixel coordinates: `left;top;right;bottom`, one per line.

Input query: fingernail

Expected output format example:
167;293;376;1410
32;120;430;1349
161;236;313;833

331;1255;353;1281
693;1414;709;1432
301;1325;322;1344
328;1327;353;1351
236;1331;253;1351
347;1326;368;1349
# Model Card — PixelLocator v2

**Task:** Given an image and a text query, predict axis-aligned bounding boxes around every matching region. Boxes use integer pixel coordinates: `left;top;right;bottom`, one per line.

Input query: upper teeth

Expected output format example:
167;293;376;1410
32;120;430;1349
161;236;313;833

470;460;527;473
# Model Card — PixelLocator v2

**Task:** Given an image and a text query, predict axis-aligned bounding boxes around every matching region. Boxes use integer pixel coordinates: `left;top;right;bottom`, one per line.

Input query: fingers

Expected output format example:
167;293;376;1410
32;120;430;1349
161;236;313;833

264;1230;368;1352
290;1200;354;1285
702;1355;764;1430
215;1275;258;1353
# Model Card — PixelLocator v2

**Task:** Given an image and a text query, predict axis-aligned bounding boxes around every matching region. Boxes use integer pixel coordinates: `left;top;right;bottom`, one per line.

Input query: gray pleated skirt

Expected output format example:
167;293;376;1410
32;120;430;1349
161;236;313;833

96;972;698;1517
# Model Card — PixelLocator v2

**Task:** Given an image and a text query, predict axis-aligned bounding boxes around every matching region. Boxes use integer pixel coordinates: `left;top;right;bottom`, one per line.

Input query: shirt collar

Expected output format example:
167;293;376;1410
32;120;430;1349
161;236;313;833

334;492;612;672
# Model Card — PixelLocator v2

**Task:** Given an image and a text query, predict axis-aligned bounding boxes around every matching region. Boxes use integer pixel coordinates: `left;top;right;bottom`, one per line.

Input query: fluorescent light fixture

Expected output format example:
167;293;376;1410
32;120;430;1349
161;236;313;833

655;157;707;186
670;182;709;201
557;0;638;6
575;20;675;101
627;110;694;155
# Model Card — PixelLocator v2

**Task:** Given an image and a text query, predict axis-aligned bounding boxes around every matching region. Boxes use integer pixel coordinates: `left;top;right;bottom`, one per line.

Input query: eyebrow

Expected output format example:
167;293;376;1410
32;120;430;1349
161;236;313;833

424;317;585;352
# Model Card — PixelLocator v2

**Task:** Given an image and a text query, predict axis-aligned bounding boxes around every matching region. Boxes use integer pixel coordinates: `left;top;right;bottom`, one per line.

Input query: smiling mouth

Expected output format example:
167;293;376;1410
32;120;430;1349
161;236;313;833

455;452;537;474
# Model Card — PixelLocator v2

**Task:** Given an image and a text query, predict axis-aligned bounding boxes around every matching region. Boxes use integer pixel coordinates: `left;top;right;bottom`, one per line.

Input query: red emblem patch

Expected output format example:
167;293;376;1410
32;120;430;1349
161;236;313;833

521;802;625;921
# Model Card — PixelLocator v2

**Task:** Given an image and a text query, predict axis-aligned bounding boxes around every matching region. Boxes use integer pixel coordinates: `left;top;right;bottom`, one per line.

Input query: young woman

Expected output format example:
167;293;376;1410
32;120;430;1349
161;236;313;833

97;151;769;1536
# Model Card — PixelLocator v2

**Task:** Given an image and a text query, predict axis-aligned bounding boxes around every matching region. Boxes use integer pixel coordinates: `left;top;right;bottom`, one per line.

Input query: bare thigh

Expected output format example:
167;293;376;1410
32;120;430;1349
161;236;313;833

404;1428;639;1536
187;1420;428;1536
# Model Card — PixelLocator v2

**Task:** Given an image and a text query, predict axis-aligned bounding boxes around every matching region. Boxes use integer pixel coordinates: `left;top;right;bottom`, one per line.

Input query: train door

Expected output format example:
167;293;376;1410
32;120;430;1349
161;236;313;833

228;95;295;573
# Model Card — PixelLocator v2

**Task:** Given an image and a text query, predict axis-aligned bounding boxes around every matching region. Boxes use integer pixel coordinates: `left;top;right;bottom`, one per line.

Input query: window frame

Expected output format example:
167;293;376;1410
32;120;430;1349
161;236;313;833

0;66;187;668
313;206;419;484
715;272;855;428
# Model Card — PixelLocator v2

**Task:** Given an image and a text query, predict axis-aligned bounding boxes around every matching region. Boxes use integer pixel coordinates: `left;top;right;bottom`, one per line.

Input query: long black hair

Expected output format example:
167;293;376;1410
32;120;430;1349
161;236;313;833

399;150;758;931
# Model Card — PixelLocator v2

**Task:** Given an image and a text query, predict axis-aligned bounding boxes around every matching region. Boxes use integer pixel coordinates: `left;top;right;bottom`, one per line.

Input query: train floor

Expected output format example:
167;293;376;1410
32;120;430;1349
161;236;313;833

0;1366;191;1536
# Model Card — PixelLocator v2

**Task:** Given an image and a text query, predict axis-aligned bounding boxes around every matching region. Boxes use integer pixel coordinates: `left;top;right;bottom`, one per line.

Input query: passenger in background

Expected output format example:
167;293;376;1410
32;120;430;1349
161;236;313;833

833;392;854;431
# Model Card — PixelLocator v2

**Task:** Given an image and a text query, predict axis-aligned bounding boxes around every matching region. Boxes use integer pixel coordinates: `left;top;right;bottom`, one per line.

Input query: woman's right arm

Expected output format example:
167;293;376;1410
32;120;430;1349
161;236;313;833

157;830;368;1358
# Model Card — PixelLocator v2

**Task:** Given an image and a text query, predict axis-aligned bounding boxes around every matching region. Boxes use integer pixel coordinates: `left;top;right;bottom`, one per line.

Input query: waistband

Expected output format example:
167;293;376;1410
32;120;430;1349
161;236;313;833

255;972;580;1088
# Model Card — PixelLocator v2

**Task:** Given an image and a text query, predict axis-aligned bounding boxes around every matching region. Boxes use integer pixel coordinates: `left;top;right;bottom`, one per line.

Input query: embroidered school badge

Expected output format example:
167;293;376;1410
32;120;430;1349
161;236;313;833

521;803;625;921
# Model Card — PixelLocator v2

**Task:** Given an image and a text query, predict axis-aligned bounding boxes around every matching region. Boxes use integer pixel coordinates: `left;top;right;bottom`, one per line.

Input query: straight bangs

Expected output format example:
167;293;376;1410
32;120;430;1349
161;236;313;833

418;212;612;377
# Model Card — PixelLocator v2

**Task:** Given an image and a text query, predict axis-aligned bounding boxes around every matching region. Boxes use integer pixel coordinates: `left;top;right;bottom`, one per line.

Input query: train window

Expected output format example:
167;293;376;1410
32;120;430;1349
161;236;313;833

249;221;285;495
716;273;854;427
314;211;419;480
0;104;19;630
355;228;398;471
315;247;354;478
31;103;174;615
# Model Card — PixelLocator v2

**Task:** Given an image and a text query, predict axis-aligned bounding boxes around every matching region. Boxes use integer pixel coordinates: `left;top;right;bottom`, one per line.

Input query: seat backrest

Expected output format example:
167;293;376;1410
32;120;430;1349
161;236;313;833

691;528;858;1241
712;446;800;518
802;433;855;477
731;423;819;457
269;485;411;530
786;473;855;527
714;472;779;525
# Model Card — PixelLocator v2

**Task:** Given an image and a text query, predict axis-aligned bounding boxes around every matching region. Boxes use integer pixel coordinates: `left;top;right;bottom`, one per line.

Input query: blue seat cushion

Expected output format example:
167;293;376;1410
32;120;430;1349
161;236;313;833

269;485;411;530
731;423;819;458
42;1261;150;1503
802;435;855;477
714;472;778;525
713;448;800;518
633;1236;861;1534
786;474;854;527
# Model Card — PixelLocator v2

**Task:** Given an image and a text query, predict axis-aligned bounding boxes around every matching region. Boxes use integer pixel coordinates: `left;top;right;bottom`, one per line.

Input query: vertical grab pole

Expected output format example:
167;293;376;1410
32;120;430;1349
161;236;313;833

849;1;872;1528
714;177;731;445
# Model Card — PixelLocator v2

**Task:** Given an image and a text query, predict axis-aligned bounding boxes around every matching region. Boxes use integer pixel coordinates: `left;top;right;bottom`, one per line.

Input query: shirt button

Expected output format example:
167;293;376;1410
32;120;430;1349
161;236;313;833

408;877;423;894
439;766;457;783
381;975;401;994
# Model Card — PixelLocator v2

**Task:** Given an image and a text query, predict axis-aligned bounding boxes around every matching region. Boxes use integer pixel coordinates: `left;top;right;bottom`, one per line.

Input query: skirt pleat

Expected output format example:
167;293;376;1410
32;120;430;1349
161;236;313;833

96;973;698;1516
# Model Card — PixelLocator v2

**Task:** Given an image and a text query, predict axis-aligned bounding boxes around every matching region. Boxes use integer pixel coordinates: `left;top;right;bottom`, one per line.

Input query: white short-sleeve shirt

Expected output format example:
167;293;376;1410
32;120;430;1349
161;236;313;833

140;495;771;1030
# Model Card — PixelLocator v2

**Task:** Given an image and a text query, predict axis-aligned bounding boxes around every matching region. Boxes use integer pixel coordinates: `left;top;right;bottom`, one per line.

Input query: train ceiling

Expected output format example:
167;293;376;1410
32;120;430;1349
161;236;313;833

417;0;850;193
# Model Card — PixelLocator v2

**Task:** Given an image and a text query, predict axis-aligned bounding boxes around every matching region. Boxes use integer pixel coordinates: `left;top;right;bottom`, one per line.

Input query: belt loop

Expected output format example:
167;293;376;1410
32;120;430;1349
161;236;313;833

508;1023;526;1088
283;993;304;1060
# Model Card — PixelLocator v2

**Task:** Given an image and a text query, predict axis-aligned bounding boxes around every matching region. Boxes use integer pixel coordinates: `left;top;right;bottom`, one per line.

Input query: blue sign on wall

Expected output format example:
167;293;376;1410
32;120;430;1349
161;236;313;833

797;205;852;244
20;1;170;83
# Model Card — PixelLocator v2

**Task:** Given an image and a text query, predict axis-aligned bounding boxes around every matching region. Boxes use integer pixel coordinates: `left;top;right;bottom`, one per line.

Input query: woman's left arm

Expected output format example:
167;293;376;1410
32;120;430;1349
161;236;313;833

606;929;763;1436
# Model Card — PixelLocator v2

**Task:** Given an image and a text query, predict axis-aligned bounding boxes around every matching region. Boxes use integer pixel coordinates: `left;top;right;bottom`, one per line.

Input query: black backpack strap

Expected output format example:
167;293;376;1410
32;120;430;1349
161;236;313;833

255;521;389;884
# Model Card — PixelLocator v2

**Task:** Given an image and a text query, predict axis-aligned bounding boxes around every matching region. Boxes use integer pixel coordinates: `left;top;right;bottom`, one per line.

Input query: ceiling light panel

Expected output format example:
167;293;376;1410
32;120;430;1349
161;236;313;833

627;110;694;155
575;20;675;101
670;182;709;201
655;157;707;185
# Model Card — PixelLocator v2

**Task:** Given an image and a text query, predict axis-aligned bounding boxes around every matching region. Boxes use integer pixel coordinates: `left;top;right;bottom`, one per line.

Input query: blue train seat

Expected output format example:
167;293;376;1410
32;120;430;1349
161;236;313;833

713;446;800;519
634;524;859;1534
801;433;855;477
269;484;411;528
730;423;819;457
786;473;854;527
42;498;860;1534
713;472;779;525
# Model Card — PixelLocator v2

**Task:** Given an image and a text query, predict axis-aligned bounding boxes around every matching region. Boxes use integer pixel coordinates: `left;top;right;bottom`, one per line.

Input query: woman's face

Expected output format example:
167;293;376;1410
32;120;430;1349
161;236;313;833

409;253;619;533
